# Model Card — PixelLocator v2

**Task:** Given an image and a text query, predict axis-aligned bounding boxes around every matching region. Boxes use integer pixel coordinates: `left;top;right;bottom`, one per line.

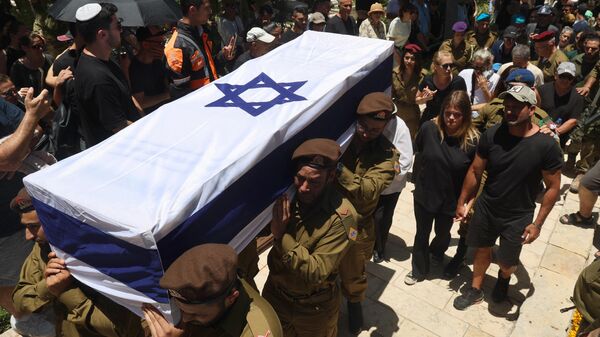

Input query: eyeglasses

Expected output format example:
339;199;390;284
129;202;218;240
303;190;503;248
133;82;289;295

31;44;44;50
356;120;383;136
438;63;454;70
0;87;17;97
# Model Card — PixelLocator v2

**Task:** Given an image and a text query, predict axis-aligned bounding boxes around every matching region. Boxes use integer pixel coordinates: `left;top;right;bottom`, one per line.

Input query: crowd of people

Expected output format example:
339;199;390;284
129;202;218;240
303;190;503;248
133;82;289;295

1;0;600;336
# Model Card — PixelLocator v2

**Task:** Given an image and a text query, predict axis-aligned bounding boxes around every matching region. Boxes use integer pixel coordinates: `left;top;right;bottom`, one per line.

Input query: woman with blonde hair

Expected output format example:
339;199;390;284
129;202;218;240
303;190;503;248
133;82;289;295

405;90;479;285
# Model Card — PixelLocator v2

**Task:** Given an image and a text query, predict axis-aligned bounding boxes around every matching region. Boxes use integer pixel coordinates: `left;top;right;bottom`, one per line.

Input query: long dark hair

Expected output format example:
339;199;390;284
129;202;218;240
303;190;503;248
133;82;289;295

399;48;423;77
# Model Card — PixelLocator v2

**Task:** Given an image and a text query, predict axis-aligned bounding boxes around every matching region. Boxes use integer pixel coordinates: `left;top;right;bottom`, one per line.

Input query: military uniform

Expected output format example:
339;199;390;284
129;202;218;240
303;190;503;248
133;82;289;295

337;135;398;302
473;98;550;132
465;30;497;51
533;49;569;83
573;259;600;334
13;243;144;337
571;53;598;84
262;186;357;337
182;279;282;337
238;238;260;290
438;39;475;73
392;66;423;140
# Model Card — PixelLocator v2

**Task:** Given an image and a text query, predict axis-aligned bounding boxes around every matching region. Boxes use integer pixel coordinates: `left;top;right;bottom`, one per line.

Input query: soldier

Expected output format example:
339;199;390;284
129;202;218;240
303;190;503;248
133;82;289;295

465;13;497;51
438;21;475;74
532;30;569;83
11;188;144;337
144;243;282;337
574;34;600;97
337;92;399;334
262;138;357;337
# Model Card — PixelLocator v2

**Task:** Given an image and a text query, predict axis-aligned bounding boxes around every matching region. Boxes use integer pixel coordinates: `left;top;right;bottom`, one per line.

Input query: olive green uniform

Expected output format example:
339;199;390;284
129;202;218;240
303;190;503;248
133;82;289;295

180;279;282;337
262;186;357;337
438;39;475;73
337;136;398;303
238;238;260;290
12;243;144;337
392;66;423;140
533;49;569;83
573;259;600;334
473;98;550;132
465;30;497;51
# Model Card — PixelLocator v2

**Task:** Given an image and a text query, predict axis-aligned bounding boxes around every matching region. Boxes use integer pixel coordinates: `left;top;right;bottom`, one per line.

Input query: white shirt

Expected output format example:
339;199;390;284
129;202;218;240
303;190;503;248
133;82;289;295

382;116;413;195
387;17;411;48
497;62;545;87
458;68;500;109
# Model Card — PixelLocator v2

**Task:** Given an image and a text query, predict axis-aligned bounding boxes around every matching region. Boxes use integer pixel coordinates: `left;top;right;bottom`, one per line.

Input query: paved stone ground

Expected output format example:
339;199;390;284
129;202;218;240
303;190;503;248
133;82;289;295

3;172;599;337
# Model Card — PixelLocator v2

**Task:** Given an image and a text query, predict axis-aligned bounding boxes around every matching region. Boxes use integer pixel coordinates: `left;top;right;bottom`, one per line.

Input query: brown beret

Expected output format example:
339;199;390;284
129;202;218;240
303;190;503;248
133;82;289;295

160;244;238;314
10;188;34;214
356;92;394;120
292;138;340;169
532;30;554;42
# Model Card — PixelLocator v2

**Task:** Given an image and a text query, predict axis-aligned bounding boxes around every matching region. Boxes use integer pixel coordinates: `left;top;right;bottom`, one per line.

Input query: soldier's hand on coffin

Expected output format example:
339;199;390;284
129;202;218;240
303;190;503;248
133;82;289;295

271;194;290;240
45;252;73;296
143;304;184;337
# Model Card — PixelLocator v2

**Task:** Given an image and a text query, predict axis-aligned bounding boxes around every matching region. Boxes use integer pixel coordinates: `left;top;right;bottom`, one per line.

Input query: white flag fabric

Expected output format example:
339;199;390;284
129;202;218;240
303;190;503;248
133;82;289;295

23;31;393;319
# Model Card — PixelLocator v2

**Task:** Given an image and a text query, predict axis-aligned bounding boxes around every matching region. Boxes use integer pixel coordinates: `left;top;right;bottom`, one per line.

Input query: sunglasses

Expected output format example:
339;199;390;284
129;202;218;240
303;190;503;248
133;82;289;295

0;88;17;97
558;74;574;80
31;44;44;50
438;63;454;69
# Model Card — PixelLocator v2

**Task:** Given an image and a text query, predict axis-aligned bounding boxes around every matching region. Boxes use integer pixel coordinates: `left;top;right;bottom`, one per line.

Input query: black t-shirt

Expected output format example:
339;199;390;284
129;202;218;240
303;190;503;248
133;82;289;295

129;57;167;114
538;82;584;143
74;53;139;146
9;54;53;95
233;50;252;70
477;123;563;216
281;30;303;44
414;121;477;215
418;75;467;124
325;15;358;36
52;48;78;74
5;46;24;72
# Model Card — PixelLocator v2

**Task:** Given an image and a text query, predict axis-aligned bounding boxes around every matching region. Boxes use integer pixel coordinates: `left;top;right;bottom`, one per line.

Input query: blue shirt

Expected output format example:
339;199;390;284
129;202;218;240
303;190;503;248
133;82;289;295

411;0;430;36
0;98;24;138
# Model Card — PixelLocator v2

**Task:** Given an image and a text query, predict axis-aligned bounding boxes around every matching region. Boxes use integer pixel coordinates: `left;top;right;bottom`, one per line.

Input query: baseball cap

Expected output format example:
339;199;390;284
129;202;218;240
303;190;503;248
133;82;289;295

292;138;340;169
357;92;395;120
57;30;74;42
511;14;526;24
452;21;468;32
503;26;518;39
505;68;535;87
311;12;326;24
499;85;537;105
557;62;576;77
246;27;275;43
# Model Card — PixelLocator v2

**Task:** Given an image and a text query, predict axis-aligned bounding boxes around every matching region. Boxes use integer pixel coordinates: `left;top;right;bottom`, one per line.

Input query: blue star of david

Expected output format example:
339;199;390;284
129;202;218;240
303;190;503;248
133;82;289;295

206;72;307;116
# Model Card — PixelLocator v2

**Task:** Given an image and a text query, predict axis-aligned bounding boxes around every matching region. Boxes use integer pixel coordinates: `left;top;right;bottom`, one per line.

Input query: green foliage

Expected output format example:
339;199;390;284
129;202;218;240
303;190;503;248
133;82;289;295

0;307;11;333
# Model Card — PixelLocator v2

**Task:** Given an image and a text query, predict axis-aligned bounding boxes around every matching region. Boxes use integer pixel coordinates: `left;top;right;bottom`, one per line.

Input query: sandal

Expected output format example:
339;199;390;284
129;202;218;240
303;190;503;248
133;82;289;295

559;212;594;227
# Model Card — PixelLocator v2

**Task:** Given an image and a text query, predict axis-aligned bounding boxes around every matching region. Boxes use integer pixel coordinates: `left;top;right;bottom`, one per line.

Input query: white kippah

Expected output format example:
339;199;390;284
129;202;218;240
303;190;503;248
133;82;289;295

76;3;102;22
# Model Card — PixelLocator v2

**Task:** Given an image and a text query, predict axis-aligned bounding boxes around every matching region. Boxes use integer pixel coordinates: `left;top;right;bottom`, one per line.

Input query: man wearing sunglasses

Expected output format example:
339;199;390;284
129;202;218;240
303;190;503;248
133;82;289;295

144;243;282;337
337;93;399;334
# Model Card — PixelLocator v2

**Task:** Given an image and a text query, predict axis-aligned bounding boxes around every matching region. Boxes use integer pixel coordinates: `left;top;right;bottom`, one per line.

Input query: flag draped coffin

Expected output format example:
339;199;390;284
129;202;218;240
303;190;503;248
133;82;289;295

23;31;393;319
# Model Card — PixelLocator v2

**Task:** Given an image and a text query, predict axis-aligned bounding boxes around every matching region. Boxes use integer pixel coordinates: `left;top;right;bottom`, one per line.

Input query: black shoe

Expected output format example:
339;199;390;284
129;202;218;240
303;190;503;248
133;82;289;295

453;287;483;310
373;251;384;263
492;271;510;303
347;301;363;334
443;260;462;279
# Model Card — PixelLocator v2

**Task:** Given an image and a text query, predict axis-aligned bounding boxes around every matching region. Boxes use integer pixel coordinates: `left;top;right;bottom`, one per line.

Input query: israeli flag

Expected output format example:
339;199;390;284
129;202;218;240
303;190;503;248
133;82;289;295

24;31;393;319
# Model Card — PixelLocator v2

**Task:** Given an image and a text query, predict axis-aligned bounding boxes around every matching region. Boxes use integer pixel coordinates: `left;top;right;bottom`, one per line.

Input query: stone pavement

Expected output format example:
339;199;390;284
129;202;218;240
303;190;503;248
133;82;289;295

251;172;600;337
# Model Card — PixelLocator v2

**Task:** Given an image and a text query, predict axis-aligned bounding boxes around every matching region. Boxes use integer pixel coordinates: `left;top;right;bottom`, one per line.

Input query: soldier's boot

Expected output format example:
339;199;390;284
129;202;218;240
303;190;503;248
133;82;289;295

347;301;363;334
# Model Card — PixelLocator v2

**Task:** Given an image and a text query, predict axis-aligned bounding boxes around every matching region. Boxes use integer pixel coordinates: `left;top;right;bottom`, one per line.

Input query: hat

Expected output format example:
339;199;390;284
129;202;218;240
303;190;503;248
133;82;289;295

537;5;553;15
368;2;384;15
585;10;593;19
246;27;275;43
57;30;73;42
403;43;422;54
499;85;537;105
475;13;491;22
503;26;518;39
357;92;394;120
10;188;34;214
292;138;340;168
505;68;535;86
511;14;526;24
532;30;554;42
557;62;576;77
311;12;326;24
76;3;102;22
160;244;238;315
452;21;468;32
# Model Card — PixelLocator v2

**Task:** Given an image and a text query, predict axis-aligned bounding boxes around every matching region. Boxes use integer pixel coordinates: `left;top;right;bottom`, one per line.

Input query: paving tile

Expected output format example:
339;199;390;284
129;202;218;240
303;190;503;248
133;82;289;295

394;319;439;337
463;325;495;337
392;269;454;310
540;245;587;281
518;246;543;269
338;297;403;337
443;293;516;337
549;221;594;257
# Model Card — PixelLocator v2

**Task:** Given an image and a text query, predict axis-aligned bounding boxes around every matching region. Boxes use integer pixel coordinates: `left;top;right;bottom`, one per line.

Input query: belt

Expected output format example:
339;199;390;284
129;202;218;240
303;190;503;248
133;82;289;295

277;285;336;304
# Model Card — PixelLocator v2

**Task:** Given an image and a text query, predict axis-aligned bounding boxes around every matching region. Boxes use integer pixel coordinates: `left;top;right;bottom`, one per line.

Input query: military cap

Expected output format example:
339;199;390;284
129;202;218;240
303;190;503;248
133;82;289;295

511;14;526;24
403;43;422;54
505;68;535;87
531;30;554;42
357;92;395;120
452;21;468;32
499;85;537;105
10;188;34;214
475;13;491;22
160;244;238;314
292;138;340;169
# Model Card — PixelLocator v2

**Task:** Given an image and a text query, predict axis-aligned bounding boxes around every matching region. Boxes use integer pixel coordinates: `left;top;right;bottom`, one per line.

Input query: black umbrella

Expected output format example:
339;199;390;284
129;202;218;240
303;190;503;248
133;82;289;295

48;0;182;27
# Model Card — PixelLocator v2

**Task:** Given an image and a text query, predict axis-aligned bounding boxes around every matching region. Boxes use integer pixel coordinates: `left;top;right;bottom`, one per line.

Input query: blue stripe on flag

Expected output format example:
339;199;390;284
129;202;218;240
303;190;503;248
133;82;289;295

33;54;392;303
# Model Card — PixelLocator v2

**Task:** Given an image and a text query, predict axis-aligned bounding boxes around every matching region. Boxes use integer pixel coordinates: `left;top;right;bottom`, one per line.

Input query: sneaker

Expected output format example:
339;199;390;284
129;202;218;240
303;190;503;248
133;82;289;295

431;254;444;266
404;271;423;285
492;271;510;303
443;259;464;279
372;250;384;264
570;174;584;193
347;301;363;334
453;287;484;310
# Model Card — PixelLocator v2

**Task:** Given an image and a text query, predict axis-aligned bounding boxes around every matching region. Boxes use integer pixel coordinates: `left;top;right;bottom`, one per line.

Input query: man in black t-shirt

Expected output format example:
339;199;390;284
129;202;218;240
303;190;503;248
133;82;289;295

74;3;140;147
325;0;357;36
453;85;562;311
280;6;307;44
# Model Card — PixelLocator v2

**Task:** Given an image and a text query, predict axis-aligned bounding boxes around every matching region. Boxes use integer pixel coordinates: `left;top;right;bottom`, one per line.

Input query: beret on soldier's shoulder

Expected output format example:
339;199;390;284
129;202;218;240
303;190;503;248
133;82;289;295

357;92;395;120
292;138;341;168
